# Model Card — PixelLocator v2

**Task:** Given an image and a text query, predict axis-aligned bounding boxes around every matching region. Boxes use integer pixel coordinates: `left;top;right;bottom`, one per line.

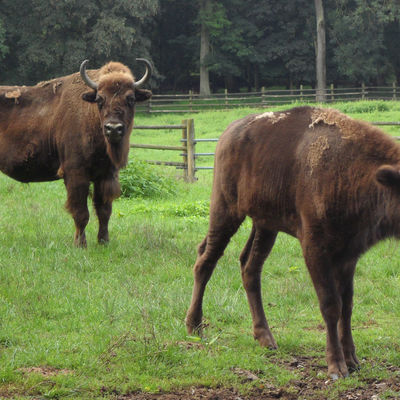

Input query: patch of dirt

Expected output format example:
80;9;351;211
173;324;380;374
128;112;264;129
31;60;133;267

18;366;74;377
4;358;399;399
303;323;325;331
115;356;400;400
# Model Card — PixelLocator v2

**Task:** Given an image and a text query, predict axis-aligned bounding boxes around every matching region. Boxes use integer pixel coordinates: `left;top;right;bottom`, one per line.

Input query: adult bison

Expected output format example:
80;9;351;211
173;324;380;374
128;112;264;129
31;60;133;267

186;106;400;379
0;59;152;246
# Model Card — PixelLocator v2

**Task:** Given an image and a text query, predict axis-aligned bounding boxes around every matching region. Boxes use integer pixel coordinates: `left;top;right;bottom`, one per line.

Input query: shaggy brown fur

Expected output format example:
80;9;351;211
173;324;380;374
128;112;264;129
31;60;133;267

186;106;400;379
0;61;152;246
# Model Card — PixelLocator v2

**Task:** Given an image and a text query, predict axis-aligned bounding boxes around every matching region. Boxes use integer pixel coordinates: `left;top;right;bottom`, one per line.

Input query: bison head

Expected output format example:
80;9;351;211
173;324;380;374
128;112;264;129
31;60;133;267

80;59;152;145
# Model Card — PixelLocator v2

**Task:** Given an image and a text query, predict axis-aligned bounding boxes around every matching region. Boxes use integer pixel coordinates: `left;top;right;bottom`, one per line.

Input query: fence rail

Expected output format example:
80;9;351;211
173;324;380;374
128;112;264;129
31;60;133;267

131;119;196;182
132;120;400;181
136;84;400;113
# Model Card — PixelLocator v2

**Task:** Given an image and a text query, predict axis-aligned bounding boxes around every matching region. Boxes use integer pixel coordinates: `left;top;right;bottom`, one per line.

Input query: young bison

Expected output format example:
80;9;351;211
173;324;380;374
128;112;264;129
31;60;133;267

0;59;152;246
186;106;400;379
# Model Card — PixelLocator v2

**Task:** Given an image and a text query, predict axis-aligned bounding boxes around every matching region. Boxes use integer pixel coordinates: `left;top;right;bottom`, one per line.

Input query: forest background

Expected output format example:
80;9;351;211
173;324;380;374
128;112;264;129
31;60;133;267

0;0;400;94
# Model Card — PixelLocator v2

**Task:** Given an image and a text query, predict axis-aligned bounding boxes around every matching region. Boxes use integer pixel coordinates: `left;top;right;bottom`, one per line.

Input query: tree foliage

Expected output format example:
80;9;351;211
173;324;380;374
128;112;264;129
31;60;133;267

0;0;159;84
0;18;7;61
0;0;399;90
328;0;400;84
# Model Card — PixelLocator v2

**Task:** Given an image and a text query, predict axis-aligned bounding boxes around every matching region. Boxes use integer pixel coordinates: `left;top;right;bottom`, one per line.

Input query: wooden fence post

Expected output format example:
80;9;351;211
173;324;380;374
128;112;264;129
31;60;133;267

182;119;196;182
261;86;266;107
300;84;304;102
393;82;397;100
186;119;196;182
147;97;152;113
330;83;334;102
182;119;188;180
361;82;366;100
224;88;228;109
189;90;193;111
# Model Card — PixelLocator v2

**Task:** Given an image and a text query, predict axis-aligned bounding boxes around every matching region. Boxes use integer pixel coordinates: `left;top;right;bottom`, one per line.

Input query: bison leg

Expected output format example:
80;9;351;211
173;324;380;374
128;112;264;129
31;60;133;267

64;173;90;247
302;242;349;379
94;197;112;244
186;214;244;335
240;225;278;349
337;259;360;371
93;182;112;244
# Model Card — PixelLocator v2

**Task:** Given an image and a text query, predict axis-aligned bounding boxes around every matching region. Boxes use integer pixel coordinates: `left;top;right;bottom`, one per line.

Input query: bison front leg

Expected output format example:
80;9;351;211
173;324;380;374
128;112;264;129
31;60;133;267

64;172;90;247
94;200;112;244
240;225;278;349
93;177;120;244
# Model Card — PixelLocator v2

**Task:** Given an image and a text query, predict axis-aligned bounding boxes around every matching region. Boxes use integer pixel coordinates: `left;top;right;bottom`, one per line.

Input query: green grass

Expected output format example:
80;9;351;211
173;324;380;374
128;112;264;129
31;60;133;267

0;101;399;399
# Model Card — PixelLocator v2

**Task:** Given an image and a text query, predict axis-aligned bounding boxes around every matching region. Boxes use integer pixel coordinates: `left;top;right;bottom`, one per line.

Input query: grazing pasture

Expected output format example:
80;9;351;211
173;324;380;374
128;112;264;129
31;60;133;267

0;101;399;399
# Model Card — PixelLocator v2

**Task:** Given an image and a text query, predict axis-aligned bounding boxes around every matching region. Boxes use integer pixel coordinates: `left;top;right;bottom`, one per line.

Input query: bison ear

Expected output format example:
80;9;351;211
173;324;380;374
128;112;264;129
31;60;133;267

135;88;152;103
376;165;400;188
82;91;97;103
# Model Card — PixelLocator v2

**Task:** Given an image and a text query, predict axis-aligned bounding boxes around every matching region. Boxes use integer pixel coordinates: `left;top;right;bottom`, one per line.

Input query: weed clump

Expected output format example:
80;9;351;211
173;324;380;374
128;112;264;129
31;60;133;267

119;160;176;199
129;200;210;220
339;100;390;113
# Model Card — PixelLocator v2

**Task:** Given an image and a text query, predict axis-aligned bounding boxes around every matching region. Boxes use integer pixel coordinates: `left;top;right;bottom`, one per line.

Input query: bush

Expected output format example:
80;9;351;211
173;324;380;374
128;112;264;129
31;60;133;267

339;100;390;114
119;160;177;199
129;200;210;218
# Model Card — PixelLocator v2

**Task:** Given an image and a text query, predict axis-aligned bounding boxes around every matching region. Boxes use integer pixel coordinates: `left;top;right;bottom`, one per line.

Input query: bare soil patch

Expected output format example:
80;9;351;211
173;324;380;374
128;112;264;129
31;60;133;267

2;358;398;399
18;366;74;377
116;356;400;400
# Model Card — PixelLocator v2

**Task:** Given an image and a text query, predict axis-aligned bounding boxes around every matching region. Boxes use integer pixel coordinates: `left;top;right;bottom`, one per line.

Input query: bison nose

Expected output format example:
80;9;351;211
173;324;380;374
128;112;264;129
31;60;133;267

104;123;124;141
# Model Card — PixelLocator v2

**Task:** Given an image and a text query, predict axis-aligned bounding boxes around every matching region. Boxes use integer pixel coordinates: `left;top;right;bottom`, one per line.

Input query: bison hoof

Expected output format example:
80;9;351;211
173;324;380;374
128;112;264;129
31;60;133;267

330;373;339;381
327;360;349;379
185;313;203;335
345;352;360;372
254;330;277;349
186;321;203;335
74;238;87;248
329;370;349;380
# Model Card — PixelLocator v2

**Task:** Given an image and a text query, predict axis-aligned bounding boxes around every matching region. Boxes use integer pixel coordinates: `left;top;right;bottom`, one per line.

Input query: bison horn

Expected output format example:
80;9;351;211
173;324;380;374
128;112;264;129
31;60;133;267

134;58;152;88
80;59;98;90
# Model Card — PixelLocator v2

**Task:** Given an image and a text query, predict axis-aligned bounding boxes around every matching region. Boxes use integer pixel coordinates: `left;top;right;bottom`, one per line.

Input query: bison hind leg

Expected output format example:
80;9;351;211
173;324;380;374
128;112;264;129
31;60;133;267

186;213;244;336
240;225;278;349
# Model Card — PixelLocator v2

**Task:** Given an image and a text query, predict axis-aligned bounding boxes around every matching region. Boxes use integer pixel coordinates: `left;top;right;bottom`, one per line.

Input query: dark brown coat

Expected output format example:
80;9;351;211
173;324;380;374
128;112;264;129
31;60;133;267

186;106;400;379
0;61;152;246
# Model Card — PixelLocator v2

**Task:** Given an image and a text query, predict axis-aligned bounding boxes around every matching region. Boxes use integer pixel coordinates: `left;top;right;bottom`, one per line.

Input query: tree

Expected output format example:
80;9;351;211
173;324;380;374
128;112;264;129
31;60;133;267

199;0;211;96
2;0;400;91
314;0;326;102
208;0;315;91
385;20;400;84
0;0;159;85
0;18;7;61
151;0;198;91
329;0;400;85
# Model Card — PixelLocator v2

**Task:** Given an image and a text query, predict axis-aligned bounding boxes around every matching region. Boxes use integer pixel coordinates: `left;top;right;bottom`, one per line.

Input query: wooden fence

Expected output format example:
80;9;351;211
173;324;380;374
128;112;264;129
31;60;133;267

131;119;196;182
136;83;400;113
132;120;400;181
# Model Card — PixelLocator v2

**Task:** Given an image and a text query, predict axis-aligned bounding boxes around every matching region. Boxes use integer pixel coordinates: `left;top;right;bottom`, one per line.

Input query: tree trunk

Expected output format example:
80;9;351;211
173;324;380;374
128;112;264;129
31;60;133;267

199;0;211;97
314;0;326;102
254;64;260;92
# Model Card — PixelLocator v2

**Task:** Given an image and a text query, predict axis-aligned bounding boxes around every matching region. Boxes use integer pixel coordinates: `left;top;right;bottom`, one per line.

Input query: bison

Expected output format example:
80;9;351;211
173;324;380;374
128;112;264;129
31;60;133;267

0;59;152;246
186;106;400;379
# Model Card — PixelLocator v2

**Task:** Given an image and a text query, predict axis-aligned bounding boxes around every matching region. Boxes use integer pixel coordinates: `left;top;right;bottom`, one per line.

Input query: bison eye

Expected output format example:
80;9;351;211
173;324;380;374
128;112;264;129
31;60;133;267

95;95;105;109
126;94;135;108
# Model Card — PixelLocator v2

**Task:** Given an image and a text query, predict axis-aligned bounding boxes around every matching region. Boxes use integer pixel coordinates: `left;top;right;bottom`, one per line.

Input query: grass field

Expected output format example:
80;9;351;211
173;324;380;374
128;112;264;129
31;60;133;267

0;101;399;399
